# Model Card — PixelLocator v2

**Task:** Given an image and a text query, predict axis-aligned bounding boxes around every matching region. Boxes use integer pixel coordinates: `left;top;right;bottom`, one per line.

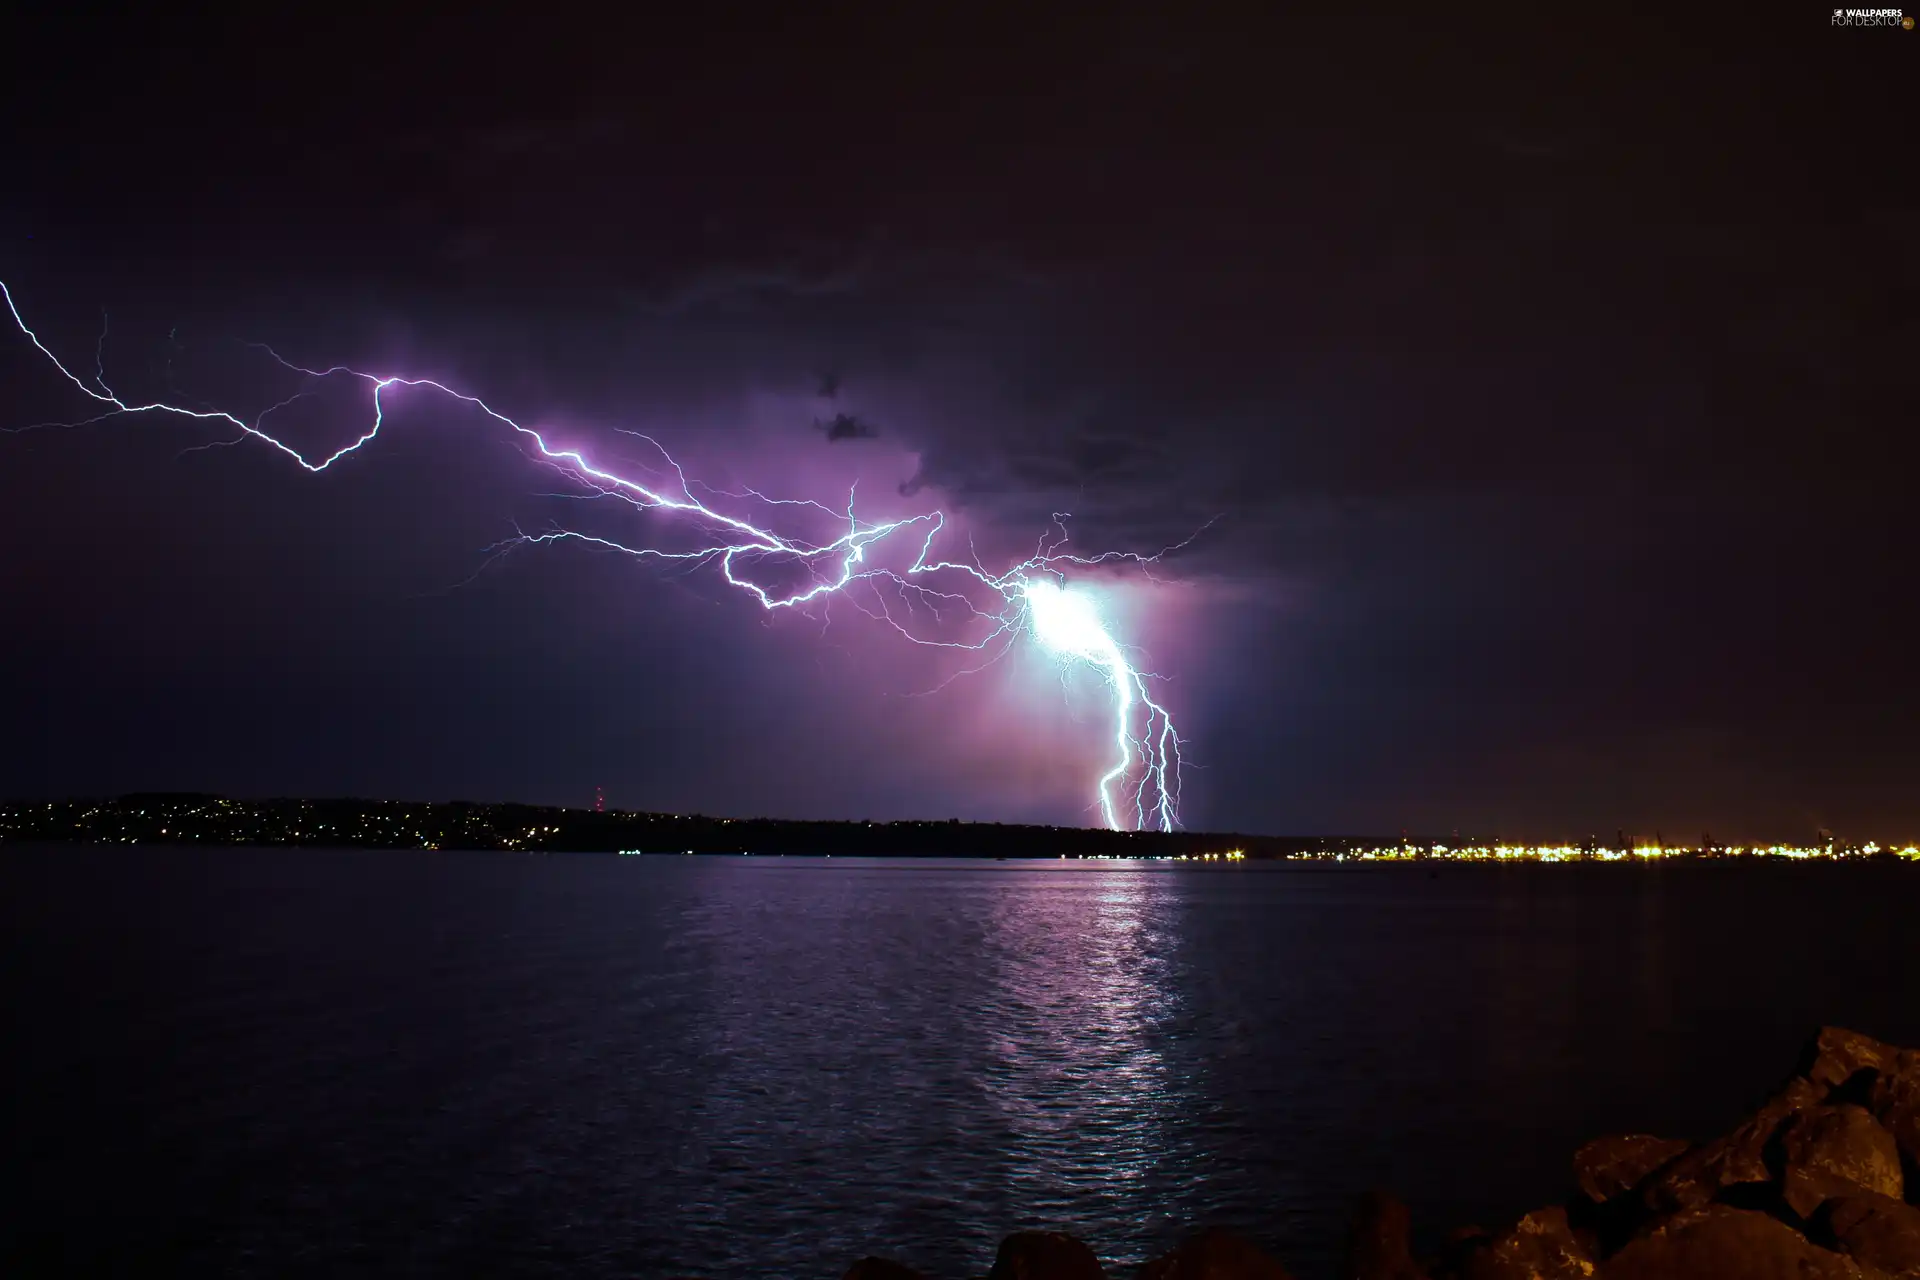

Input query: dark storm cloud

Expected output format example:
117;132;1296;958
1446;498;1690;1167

814;412;879;443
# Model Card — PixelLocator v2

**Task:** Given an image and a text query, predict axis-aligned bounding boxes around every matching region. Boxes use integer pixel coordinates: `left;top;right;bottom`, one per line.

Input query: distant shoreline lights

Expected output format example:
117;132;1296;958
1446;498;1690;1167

1309;843;1920;863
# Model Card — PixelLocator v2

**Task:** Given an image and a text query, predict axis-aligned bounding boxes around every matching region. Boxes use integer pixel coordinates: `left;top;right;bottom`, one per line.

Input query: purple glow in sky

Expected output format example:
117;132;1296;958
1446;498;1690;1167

2;279;1199;830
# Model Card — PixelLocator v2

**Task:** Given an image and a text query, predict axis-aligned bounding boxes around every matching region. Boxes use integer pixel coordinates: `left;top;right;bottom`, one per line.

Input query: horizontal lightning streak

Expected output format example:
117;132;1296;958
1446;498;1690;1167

1;279;1191;831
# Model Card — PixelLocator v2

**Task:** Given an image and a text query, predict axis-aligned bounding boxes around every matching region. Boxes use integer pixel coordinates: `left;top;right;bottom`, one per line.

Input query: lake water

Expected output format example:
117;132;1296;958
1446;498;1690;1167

4;849;1918;1278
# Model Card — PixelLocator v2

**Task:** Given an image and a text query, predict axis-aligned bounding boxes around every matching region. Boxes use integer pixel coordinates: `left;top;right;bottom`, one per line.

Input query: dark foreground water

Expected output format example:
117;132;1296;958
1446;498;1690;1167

4;849;1918;1278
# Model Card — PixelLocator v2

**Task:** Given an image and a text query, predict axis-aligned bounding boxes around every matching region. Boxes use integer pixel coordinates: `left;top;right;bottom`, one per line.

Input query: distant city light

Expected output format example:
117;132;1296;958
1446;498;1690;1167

0;797;1912;863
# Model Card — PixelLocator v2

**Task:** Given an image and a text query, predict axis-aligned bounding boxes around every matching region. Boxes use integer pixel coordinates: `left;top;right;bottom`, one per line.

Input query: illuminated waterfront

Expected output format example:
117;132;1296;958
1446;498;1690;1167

2;796;1912;864
1046;844;1920;864
1263;842;1920;863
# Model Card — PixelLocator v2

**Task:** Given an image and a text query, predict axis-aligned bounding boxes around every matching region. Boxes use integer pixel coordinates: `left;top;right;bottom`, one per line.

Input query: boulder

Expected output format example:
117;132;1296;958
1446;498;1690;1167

989;1231;1107;1280
843;1259;932;1280
1793;1168;1894;1223
1781;1106;1906;1217
1825;1191;1920;1277
1602;1206;1887;1279
1135;1226;1293;1280
1807;1028;1901;1094
1645;1078;1822;1214
1869;1056;1920;1174
1573;1136;1691;1204
1341;1191;1427;1280
1463;1207;1594;1280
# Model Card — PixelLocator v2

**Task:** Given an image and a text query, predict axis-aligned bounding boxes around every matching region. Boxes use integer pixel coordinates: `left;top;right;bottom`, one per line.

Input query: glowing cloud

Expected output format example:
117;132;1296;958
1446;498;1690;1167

1;279;1192;830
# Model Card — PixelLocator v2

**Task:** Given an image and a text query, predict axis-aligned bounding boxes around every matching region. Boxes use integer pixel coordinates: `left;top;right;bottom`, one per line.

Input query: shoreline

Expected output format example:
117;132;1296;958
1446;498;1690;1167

3;793;1912;863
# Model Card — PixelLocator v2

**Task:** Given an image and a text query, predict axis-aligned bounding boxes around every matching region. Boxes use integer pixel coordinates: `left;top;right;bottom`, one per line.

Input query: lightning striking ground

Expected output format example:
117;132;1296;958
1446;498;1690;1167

1;280;1189;831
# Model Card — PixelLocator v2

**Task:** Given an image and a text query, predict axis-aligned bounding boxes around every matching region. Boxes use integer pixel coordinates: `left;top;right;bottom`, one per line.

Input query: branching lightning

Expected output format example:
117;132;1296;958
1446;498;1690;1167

2;280;1192;831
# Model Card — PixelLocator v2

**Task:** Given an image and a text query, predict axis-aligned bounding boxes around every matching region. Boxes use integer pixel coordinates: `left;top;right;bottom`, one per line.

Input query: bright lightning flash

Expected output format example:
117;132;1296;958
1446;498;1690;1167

1;279;1191;831
1020;579;1173;831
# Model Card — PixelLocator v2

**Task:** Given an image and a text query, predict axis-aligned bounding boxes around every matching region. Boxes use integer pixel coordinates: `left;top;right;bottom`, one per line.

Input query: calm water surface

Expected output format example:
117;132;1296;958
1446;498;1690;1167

4;848;1918;1278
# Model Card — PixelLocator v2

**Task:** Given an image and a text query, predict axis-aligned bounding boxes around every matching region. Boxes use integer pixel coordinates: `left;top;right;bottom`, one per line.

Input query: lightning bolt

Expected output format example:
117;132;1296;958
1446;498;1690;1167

2;279;1191;831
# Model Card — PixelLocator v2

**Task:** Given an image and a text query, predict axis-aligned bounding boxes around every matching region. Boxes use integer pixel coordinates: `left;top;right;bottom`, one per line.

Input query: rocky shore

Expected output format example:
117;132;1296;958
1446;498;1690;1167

808;1026;1920;1279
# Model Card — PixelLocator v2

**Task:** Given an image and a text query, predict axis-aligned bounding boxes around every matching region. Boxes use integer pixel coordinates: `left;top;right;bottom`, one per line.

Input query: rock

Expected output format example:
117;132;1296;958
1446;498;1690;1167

1602;1205;1887;1279
1341;1191;1427;1280
1869;1055;1920;1173
1781;1106;1906;1217
1597;1205;1881;1274
1793;1168;1895;1223
1807;1028;1900;1094
1463;1207;1594;1280
989;1231;1107;1280
1135;1226;1293;1280
1573;1136;1692;1204
1645;1078;1822;1214
1825;1191;1920;1277
843;1259;931;1280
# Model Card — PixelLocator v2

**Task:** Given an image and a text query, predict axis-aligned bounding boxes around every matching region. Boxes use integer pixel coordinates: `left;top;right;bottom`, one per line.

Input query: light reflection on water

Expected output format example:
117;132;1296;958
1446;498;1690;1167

979;866;1179;1204
661;859;1203;1275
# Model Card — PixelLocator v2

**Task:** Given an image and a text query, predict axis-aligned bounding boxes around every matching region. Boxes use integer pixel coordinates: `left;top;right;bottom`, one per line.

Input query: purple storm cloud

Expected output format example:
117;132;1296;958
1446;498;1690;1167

2;279;1203;830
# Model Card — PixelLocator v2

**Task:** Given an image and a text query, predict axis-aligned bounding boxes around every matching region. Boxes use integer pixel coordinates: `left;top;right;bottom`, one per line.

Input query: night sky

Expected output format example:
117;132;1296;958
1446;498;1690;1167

1;12;1913;840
